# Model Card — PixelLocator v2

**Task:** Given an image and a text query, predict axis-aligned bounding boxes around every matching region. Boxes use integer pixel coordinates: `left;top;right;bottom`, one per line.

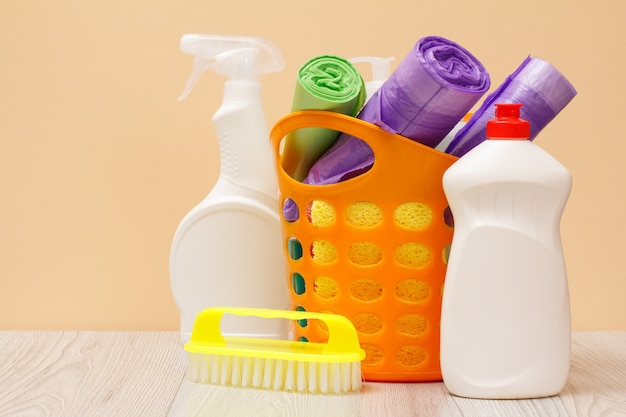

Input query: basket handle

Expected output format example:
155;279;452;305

189;307;363;356
269;110;415;174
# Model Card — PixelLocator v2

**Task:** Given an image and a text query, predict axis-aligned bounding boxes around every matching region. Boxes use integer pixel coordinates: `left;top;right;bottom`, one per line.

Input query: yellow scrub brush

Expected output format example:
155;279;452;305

184;307;365;394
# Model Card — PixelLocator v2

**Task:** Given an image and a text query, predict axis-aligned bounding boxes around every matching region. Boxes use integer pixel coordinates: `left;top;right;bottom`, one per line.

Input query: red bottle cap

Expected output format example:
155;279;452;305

486;103;531;140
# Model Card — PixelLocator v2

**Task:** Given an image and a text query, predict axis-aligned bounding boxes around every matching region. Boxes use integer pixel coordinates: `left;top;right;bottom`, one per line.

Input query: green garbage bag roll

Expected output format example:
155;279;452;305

281;55;365;182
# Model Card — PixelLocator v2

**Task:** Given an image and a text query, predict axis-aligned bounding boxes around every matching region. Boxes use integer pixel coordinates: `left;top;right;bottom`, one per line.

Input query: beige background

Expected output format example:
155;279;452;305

1;0;624;331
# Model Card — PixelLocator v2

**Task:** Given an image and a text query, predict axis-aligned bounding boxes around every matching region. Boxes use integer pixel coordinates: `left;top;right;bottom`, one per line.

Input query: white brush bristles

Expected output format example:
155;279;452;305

187;353;363;394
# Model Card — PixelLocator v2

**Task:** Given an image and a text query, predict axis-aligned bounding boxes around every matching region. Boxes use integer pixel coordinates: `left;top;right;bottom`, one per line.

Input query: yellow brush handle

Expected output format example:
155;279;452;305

189;307;362;355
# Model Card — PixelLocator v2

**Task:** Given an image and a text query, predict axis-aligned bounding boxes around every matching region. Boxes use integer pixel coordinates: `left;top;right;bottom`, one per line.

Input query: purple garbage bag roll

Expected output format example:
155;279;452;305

445;56;577;157
304;36;490;186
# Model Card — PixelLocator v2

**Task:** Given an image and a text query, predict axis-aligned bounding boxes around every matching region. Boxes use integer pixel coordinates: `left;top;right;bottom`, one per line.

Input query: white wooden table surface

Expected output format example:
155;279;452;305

0;331;624;416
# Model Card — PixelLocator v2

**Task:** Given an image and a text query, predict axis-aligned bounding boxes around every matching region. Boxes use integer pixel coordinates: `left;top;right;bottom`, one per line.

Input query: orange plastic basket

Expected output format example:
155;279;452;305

270;110;458;382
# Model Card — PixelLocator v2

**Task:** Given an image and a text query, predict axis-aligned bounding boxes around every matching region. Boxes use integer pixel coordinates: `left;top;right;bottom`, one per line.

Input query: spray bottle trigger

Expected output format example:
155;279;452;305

178;55;216;101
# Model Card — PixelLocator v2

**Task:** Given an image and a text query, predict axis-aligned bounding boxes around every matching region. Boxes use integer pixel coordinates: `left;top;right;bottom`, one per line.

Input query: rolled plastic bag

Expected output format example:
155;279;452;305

445;56;577;157
304;35;490;185
281;55;365;181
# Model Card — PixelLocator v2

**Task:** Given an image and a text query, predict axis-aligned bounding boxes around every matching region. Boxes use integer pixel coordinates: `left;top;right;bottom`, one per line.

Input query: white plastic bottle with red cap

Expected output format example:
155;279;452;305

440;103;572;399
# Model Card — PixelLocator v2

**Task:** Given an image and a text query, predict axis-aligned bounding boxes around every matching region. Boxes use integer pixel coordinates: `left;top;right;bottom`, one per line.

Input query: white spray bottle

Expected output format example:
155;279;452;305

349;56;395;99
170;34;289;342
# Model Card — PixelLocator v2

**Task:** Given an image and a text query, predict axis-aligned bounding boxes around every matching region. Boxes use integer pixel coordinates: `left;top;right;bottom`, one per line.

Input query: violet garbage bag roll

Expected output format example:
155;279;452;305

444;56;577;157
304;35;490;186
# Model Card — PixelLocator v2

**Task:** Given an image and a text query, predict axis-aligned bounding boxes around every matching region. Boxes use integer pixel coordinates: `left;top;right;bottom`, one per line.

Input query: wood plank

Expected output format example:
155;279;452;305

167;332;626;417
361;332;626;417
1;332;624;417
0;331;186;416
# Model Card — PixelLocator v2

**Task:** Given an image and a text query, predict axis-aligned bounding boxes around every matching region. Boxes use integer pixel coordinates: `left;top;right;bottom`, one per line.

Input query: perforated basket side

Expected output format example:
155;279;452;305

270;110;458;382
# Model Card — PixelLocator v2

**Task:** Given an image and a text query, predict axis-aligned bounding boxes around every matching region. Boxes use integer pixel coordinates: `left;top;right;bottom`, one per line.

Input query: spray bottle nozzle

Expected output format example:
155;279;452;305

178;34;284;101
349;56;395;98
